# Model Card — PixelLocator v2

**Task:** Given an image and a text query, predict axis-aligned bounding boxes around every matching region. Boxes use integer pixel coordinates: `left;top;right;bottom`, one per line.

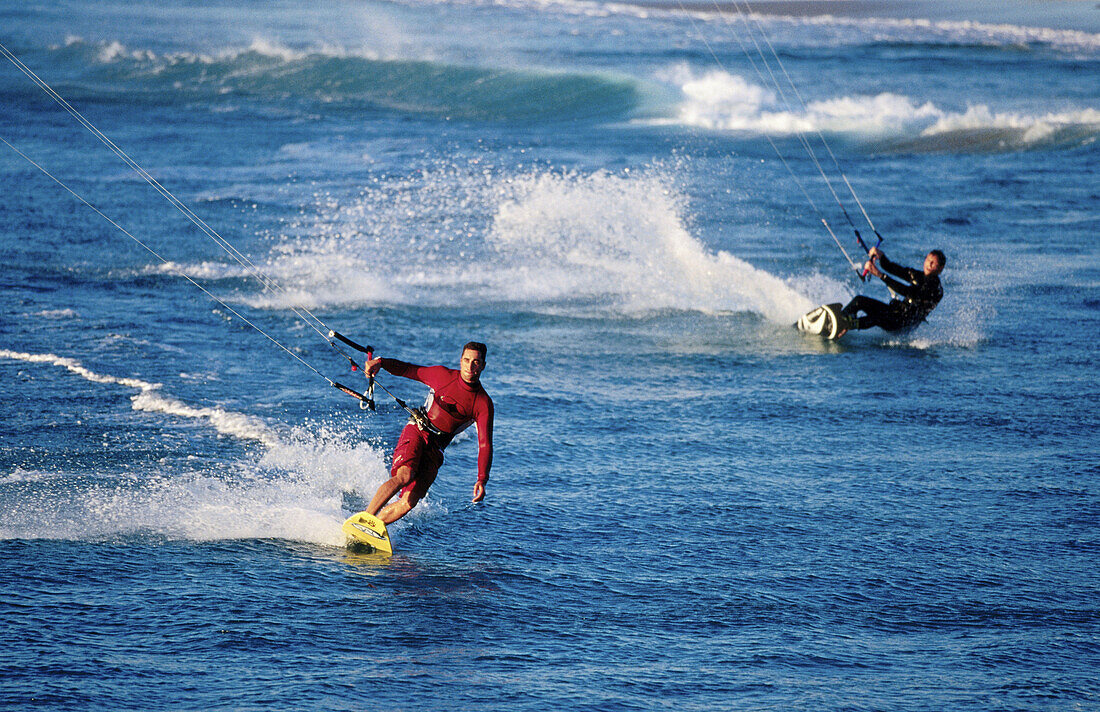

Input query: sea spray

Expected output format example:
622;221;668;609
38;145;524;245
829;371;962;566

0;350;390;545
230;165;822;320
487;169;816;320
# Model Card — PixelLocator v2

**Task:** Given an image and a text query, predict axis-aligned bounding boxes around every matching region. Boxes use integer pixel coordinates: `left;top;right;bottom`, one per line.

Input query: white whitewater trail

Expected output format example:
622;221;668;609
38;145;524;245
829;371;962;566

0;349;390;545
0;349;276;445
486;170;817;320
199;166;824;322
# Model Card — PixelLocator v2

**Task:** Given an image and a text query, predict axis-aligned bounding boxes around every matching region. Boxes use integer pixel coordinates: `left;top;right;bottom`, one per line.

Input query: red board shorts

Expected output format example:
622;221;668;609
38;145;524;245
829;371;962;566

390;422;445;500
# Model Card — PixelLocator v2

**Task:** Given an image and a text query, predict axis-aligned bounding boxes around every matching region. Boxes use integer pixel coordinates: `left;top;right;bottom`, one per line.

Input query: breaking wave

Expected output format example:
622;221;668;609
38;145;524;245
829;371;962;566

47;36;645;122
659;66;1100;152
543;0;1100;55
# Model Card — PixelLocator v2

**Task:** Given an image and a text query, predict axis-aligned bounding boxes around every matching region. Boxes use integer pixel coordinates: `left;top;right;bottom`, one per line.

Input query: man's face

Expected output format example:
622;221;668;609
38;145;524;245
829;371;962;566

924;252;944;276
460;348;485;385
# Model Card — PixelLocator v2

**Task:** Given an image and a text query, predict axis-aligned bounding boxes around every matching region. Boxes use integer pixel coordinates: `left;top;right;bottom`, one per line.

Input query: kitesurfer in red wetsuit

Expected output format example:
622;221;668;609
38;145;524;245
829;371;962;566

363;342;493;524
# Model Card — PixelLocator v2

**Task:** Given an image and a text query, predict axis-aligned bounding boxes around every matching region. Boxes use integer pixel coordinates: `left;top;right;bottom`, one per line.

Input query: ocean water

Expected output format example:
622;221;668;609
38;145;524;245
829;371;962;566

2;0;1098;709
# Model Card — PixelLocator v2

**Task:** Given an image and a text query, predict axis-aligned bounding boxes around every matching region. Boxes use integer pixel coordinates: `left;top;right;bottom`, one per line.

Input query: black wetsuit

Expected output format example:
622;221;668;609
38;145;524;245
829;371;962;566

842;255;943;332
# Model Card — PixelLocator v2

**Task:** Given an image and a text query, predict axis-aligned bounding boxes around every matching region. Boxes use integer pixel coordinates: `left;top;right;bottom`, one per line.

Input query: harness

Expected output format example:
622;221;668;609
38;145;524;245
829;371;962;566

408;407;446;439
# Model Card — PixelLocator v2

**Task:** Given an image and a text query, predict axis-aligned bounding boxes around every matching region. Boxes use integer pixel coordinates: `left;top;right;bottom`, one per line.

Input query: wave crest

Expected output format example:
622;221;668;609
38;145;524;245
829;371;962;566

660;66;1100;151
52;36;643;122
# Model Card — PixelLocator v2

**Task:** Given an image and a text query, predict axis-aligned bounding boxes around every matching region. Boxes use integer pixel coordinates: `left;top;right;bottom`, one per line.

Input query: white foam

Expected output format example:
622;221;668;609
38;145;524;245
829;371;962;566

0;436;387;546
242;37;309;63
0;468;56;484
795;15;1100;54
57;35;386;69
658;66;1100;147
227;166;819;321
130;391;280;446
921;105;1100;141
656;66;940;138
0;350;393;545
32;308;79;319
486;169;816;320
0;349;160;392
150;260;254;280
0;349;280;441
572;2;1100;54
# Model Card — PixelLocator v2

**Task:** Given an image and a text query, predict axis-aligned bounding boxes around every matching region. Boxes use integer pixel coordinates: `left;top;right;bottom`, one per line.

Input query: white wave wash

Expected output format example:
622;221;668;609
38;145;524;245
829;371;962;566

0;350;390;545
0;349;161;393
792;13;1100;55
487;170;814;320
63;35;380;67
236;167;817;321
0;437;389;546
659;66;1100;147
571;0;1100;54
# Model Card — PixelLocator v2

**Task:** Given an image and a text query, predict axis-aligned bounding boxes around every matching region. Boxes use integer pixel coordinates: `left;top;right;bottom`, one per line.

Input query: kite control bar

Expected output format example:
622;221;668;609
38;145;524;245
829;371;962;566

854;230;884;280
325;330;442;435
328;330;374;410
329;330;372;355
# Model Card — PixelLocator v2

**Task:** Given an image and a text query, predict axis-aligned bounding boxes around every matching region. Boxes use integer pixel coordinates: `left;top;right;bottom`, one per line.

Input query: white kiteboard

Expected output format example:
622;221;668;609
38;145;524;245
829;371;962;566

342;510;393;554
796;302;852;340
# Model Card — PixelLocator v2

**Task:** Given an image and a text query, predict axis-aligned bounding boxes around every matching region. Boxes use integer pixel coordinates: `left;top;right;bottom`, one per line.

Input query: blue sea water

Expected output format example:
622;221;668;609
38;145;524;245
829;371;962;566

2;0;1099;709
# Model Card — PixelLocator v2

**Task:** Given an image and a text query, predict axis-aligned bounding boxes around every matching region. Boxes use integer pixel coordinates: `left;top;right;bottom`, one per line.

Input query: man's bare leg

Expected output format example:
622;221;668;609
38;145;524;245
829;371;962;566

367;465;413;517
378;492;415;525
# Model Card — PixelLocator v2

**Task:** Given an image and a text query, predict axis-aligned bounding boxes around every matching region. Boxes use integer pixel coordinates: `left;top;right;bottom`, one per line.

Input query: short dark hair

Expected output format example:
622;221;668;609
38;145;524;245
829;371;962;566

930;249;946;267
463;341;487;359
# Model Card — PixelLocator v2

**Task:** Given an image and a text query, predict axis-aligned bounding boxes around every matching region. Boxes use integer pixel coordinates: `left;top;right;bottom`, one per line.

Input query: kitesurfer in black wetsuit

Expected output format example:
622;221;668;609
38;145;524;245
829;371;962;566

840;247;945;334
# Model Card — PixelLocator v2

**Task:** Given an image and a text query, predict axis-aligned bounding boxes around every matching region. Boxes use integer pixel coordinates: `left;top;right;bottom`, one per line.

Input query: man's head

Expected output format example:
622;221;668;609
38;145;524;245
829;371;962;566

925;249;946;276
460;341;487;385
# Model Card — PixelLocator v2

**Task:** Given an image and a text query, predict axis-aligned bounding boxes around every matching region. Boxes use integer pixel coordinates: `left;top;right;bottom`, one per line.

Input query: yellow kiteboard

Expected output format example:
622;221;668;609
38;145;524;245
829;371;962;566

342;511;393;554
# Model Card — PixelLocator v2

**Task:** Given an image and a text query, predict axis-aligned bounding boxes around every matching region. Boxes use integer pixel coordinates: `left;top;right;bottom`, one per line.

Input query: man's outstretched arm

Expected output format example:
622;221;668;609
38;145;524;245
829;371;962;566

472;399;494;502
366;356;432;384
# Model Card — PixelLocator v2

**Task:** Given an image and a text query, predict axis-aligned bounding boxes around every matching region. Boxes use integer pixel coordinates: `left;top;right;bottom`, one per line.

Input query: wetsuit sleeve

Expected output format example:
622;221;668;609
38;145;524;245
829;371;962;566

878;255;920;282
476;395;494;485
379;358;435;385
877;256;923;299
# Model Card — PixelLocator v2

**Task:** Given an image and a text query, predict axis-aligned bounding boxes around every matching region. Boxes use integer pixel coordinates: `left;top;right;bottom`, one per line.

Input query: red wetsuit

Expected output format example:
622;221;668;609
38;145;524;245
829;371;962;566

380;358;493;500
